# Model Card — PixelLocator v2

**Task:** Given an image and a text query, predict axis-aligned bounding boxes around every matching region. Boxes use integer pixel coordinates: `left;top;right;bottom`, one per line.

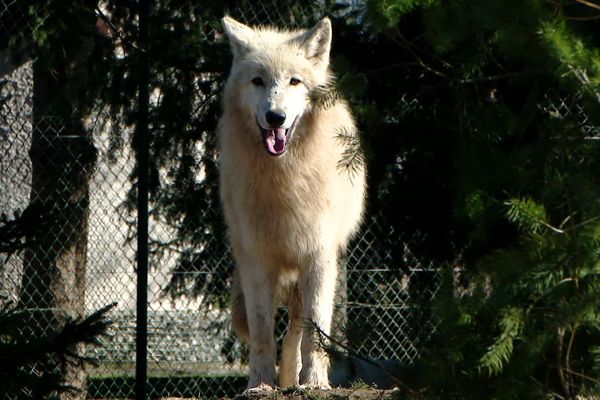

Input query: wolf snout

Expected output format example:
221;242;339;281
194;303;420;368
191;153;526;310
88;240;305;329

265;110;286;127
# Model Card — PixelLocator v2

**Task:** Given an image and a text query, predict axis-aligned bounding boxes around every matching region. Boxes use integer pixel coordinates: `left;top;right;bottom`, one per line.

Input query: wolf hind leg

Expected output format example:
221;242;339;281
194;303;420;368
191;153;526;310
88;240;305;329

279;284;303;387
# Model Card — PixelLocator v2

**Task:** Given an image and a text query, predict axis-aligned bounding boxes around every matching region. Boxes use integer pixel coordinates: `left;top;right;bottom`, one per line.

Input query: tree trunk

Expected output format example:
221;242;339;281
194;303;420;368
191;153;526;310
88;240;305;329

20;59;96;400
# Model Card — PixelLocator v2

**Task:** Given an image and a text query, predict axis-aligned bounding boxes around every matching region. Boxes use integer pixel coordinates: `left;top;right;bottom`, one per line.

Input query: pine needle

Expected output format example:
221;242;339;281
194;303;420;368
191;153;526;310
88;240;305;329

505;197;564;234
309;79;342;112
479;307;525;376
336;127;365;179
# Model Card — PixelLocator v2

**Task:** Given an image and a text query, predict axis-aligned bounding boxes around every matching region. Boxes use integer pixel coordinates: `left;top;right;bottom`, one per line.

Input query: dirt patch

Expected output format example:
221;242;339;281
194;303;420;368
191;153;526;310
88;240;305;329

231;386;400;400
160;386;400;400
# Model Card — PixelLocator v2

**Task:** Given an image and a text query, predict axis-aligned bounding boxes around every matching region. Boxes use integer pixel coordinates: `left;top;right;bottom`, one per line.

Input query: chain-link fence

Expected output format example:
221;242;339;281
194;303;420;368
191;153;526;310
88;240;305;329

2;1;599;399
0;61;437;397
0;1;440;399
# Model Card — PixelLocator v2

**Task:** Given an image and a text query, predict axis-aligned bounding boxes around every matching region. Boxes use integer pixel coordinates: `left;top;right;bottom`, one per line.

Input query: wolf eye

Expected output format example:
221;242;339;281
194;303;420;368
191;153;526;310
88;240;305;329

251;77;264;86
290;77;302;86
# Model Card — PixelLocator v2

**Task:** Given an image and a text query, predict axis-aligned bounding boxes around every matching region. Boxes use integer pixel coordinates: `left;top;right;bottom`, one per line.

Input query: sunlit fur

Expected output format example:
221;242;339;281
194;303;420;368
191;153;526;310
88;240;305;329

218;16;366;392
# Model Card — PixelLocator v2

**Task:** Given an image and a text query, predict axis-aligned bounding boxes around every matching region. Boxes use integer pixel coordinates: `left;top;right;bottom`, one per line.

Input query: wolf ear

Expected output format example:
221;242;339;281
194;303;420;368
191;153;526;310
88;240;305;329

222;16;255;59
298;18;332;67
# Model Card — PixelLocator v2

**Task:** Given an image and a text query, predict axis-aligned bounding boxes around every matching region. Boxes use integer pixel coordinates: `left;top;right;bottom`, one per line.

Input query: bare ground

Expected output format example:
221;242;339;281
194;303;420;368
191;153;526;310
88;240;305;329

234;386;399;400
162;386;400;400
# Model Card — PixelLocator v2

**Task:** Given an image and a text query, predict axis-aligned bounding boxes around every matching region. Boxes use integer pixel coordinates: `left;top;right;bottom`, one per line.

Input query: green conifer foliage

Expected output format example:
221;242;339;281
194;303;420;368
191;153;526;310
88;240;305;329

355;0;600;398
0;208;114;399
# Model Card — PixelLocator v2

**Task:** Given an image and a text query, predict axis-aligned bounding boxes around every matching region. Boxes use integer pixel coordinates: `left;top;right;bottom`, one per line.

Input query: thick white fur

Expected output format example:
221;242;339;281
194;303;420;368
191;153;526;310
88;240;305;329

218;16;366;391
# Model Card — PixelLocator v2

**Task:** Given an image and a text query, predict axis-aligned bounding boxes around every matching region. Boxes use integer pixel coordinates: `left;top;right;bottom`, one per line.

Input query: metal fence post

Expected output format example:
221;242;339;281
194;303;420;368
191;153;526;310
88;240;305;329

136;0;150;398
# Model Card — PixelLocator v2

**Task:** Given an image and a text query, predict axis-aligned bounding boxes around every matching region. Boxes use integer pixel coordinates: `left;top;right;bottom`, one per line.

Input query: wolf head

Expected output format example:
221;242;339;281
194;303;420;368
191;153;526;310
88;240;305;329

222;16;332;156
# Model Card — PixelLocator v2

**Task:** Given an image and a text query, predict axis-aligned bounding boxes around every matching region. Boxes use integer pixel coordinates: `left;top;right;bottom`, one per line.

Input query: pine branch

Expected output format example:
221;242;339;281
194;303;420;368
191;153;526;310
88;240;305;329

479;307;524;376
336;127;365;179
0;303;116;399
309;79;342;112
591;346;600;373
307;320;421;397
0;203;53;257
575;0;600;11
505;197;564;234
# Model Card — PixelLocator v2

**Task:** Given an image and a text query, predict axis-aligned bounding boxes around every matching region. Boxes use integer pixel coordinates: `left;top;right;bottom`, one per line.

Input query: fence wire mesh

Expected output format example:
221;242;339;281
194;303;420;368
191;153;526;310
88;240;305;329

6;1;596;399
0;55;436;395
0;2;439;398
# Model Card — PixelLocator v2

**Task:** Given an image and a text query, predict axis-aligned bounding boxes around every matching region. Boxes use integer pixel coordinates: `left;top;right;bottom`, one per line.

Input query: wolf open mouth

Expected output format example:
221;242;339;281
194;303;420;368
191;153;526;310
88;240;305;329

260;117;298;156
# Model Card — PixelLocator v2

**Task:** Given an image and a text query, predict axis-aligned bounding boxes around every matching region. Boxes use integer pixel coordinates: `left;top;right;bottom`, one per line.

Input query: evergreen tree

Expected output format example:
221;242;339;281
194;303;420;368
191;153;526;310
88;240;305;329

0;206;114;400
5;2;599;398
10;2;117;395
334;1;600;398
97;0;333;306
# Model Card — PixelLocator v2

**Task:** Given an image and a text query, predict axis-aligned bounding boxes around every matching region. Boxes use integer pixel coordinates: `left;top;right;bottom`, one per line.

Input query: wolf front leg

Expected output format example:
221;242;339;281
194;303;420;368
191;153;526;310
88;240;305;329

238;261;278;391
279;285;303;387
299;251;338;389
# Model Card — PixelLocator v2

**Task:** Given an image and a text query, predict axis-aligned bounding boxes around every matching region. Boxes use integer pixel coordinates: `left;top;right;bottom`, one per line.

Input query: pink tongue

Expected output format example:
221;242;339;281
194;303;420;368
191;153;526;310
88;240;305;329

266;128;287;154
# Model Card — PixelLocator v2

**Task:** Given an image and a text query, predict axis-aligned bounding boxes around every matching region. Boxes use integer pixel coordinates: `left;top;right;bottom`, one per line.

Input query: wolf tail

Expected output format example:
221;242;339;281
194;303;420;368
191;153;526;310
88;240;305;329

231;269;249;341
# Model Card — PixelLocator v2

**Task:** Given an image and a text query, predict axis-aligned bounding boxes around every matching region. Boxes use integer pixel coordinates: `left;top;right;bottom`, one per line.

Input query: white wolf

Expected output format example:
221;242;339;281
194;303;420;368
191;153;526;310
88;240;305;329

218;15;366;391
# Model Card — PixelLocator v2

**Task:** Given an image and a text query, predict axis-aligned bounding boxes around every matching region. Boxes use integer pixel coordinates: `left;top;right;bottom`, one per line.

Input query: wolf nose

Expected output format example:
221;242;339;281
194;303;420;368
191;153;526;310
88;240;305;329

265;110;286;127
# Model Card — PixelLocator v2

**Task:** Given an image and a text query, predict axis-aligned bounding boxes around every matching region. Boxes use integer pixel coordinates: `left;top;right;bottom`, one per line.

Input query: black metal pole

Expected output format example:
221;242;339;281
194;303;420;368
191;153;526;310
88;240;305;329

136;0;149;398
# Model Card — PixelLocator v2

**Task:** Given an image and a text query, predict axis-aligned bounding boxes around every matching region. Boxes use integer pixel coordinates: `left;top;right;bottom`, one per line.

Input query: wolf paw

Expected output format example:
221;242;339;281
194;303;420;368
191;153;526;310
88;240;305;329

243;383;277;396
299;382;332;390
